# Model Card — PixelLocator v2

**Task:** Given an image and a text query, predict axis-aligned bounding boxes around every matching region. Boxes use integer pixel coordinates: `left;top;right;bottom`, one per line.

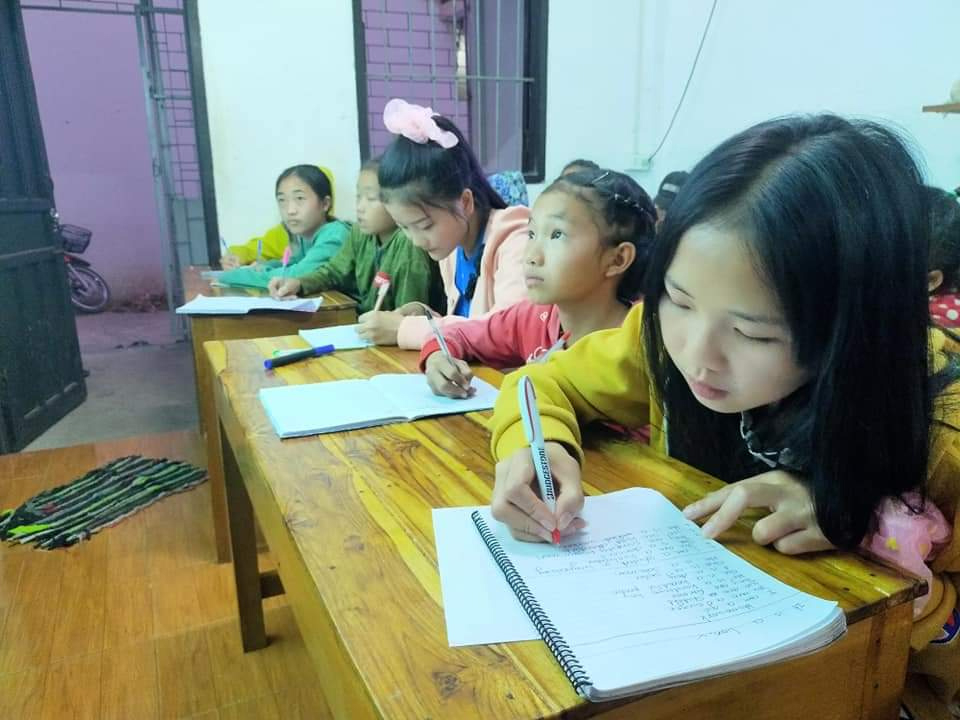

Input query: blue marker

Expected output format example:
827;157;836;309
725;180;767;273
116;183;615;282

263;344;334;370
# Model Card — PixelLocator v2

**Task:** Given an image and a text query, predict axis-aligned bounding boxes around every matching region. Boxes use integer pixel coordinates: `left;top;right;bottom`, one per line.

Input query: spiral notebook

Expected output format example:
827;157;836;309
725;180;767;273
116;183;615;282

433;488;846;702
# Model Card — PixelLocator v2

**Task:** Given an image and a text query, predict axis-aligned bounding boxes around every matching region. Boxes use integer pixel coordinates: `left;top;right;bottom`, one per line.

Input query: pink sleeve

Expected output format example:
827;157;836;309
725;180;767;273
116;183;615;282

398;315;441;350
487;226;529;315
396;229;528;350
861;491;952;617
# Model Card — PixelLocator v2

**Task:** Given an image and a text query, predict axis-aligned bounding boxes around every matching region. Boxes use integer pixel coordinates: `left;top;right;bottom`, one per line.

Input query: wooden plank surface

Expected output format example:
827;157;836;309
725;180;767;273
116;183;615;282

182;265;359;562
210;335;920;720
0;431;332;720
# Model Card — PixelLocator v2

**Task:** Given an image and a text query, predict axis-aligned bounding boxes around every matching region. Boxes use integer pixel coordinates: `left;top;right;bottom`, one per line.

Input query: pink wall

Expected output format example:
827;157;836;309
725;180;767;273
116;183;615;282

23;9;164;303
362;0;470;156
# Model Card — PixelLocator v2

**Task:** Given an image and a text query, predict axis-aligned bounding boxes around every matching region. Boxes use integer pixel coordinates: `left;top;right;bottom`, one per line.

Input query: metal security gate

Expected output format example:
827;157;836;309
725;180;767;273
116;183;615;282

0;2;86;452
20;0;217;336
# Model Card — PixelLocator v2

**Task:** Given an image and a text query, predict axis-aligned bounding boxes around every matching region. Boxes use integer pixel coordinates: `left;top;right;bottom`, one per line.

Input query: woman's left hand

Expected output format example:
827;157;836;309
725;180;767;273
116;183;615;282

357;310;403;345
682;470;836;554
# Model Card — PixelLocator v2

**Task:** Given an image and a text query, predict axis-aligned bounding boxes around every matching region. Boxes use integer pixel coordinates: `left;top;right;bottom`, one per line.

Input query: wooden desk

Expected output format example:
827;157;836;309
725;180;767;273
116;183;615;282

208;335;921;719
182;265;358;561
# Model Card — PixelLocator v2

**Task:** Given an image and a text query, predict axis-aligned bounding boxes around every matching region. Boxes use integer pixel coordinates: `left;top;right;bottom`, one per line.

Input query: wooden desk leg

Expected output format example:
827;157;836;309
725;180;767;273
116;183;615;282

207;412;231;563
858;600;914;720
192;318;232;564
220;418;267;652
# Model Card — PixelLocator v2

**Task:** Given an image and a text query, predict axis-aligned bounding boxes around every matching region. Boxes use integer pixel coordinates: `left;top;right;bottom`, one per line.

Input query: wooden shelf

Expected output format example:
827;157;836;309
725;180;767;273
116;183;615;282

923;102;960;114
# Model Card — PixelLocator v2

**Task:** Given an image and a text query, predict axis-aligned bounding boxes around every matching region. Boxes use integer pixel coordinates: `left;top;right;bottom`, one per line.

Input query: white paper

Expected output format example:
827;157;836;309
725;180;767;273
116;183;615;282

258;374;499;438
299;324;373;350
259;380;398;437
370;374;501;420
175;294;322;315
433;506;539;646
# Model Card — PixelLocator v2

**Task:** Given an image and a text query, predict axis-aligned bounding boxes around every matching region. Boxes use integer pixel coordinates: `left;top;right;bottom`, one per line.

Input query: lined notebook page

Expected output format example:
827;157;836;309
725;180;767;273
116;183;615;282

371;374;501;419
258;380;403;437
485;488;843;697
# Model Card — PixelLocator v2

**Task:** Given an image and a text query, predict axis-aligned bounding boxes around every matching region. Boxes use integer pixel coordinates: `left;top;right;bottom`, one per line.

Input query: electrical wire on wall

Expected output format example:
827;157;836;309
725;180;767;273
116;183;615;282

645;0;718;163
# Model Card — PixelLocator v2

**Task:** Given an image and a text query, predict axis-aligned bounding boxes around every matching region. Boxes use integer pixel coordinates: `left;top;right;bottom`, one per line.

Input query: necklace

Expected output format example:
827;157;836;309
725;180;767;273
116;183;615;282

739;411;801;471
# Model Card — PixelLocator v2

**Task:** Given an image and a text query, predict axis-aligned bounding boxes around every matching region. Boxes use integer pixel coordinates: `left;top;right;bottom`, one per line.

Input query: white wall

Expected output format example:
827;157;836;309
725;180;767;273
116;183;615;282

528;0;645;199
197;0;361;244
533;0;960;201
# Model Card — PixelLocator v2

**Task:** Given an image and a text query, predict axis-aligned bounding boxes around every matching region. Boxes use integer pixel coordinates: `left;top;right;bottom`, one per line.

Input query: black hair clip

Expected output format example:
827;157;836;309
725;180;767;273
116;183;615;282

612;192;643;212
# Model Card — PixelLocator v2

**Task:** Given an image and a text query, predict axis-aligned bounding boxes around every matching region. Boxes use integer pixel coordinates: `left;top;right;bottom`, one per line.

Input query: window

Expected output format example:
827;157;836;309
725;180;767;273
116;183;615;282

355;0;548;182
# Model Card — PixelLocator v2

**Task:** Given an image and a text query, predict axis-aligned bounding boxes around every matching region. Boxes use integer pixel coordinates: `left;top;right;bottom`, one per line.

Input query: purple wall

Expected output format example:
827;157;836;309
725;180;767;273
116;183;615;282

360;0;523;172
362;0;470;156
23;9;165;303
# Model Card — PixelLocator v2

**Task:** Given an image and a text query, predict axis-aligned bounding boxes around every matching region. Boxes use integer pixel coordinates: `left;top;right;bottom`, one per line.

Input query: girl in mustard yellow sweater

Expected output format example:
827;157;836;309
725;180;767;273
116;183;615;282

488;115;960;718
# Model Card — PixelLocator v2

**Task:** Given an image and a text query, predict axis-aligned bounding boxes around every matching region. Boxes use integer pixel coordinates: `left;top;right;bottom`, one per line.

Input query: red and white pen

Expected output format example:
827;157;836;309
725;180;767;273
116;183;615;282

372;270;391;312
518;375;561;544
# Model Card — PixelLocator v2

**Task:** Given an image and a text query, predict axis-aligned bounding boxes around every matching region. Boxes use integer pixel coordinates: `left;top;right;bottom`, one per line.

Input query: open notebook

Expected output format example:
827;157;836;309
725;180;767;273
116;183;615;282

299;324;373;350
259;373;499;438
433;487;846;702
175;294;322;315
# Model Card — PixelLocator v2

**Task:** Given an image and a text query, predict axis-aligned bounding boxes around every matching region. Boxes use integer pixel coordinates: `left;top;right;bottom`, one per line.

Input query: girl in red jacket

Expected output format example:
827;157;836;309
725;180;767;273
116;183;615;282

420;168;656;398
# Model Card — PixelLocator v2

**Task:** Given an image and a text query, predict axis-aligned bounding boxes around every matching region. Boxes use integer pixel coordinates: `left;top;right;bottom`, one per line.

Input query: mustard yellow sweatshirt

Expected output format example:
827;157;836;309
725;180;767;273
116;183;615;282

489;303;960;711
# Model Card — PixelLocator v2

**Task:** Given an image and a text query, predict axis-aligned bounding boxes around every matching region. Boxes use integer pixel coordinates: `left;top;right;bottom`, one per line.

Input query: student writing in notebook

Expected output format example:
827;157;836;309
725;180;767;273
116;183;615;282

420;168;655;398
485;115;960;717
267;158;443;312
355;98;529;347
217;165;350;288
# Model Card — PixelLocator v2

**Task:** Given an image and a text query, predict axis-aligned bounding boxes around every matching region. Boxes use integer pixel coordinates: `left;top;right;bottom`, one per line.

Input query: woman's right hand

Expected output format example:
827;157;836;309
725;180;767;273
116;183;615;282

491;442;586;543
220;253;242;269
424;351;475;399
269;277;302;299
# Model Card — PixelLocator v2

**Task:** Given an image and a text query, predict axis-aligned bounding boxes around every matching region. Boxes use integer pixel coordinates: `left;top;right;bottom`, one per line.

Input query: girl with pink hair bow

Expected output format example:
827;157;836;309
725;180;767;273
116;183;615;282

356;98;529;348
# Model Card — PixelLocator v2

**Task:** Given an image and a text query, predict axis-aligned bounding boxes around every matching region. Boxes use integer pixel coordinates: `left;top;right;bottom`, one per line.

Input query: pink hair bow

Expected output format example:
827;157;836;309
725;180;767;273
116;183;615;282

383;98;458;149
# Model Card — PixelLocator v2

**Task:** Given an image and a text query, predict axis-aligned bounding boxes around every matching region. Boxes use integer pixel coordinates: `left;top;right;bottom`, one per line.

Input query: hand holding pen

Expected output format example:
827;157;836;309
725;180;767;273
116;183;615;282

489;376;586;543
424;349;475;399
414;302;474;398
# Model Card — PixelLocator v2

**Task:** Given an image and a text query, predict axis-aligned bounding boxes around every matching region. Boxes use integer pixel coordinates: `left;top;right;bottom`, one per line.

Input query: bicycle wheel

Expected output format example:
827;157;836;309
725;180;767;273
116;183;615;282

69;265;111;313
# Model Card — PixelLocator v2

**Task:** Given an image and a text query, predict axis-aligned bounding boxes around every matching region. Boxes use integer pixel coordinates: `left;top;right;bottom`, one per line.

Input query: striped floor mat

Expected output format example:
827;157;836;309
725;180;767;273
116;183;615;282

0;455;206;549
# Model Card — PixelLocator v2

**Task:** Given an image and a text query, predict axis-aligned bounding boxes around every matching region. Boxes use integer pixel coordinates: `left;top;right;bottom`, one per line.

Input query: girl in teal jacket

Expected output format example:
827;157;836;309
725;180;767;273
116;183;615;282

219;164;349;288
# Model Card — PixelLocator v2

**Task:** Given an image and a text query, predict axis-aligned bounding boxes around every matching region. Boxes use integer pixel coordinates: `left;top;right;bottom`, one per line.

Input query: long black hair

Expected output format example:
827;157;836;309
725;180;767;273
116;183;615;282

378;115;507;219
542;168;657;303
641;114;937;549
275;164;336;219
